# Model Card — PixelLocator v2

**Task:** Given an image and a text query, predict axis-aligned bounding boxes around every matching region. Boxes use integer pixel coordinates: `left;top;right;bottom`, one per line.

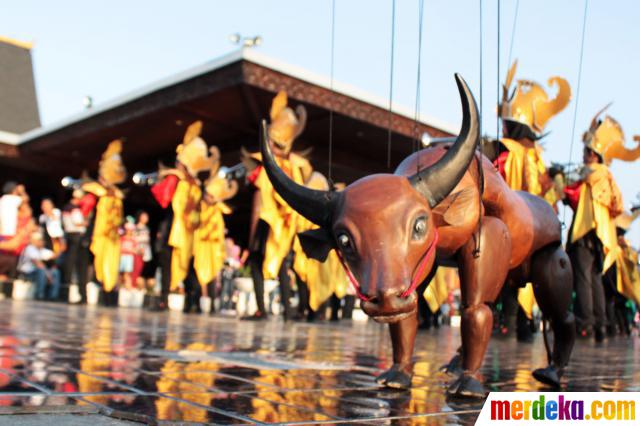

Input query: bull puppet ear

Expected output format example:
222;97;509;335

298;228;336;262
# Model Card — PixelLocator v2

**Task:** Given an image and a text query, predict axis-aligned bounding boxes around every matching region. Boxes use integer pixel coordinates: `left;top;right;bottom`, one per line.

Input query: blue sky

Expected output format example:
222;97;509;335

2;0;640;245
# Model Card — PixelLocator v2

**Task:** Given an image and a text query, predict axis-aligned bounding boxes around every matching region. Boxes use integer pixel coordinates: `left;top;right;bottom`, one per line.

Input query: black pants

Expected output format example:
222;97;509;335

183;264;201;313
330;294;356;320
569;243;606;332
603;265;618;334
500;284;532;337
249;220;293;318
249;251;293;318
297;276;310;317
101;289;119;307
63;233;90;302
159;247;172;304
615;296;632;336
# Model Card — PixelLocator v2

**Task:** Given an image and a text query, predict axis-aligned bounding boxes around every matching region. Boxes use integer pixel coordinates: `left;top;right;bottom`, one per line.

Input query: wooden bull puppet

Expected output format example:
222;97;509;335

259;75;576;398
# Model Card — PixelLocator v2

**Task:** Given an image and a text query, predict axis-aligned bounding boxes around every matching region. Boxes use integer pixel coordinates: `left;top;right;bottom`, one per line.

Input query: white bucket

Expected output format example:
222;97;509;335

233;277;253;293
264;279;278;293
118;288;132;307
68;284;82;304
86;282;100;305
130;289;145;308
168;293;185;311
199;296;212;313
234;277;254;316
12;279;34;300
264;279;279;315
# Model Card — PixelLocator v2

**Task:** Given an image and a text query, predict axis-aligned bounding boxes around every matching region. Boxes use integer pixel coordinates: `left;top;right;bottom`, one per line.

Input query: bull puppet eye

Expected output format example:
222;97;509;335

337;233;351;249
412;216;428;241
336;232;357;257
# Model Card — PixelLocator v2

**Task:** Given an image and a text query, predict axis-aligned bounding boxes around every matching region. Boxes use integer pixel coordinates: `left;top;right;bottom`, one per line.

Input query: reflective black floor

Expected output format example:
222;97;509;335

0;300;637;424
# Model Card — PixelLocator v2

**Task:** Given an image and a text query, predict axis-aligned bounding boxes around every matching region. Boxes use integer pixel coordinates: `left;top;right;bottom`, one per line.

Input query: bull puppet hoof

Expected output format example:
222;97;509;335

375;365;413;389
532;365;562;389
439;353;463;376
447;374;487;399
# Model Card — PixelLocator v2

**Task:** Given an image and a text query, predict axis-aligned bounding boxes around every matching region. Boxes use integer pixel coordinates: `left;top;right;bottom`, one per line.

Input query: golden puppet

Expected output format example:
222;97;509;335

81;140;126;298
151;121;212;305
243;91;312;320
193;146;238;292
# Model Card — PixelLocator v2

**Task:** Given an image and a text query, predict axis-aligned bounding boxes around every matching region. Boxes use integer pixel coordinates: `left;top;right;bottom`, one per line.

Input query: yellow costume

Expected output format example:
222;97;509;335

570;105;637;272
193;147;238;287
82;140;126;292
614;211;640;304
251;91;311;279
569;163;623;271
500;138;557;205
499;61;571;316
160;121;213;291
253;152;311;278
165;169;202;290
423;267;459;314
292;172;348;310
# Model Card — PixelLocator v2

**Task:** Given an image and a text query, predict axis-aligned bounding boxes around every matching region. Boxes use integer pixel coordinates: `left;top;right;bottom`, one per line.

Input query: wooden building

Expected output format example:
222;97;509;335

0;47;455;246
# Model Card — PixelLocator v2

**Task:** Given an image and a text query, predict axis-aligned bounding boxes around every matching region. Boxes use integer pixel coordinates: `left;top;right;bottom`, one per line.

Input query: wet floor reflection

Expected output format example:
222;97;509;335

0;300;638;423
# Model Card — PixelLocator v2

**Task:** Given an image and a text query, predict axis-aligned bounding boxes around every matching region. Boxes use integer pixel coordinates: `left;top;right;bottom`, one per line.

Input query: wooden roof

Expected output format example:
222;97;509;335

0;49;457;246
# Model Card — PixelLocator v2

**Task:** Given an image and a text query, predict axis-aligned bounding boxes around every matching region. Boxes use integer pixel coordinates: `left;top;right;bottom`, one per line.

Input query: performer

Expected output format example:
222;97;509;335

193;147;238;306
151;121;212;310
606;209;640;335
80;140;126;306
497;60;571;340
244;91;312;320
292;173;350;321
420;267;460;329
563;107;640;340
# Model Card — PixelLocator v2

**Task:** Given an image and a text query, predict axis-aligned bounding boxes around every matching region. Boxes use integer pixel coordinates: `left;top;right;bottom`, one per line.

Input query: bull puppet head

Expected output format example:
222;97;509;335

261;74;479;323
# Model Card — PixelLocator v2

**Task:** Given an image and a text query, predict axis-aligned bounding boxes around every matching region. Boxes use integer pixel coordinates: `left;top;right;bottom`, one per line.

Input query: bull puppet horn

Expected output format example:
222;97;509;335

409;74;479;207
260;120;336;227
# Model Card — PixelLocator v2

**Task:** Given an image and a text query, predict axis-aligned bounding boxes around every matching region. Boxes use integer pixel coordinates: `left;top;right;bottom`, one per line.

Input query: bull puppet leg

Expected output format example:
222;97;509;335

449;217;511;398
377;264;438;390
530;244;576;388
375;311;418;389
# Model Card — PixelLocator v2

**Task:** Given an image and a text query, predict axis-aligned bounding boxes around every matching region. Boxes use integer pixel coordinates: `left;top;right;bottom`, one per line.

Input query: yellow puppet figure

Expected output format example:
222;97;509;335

81;140;125;293
250;91;312;279
245;91;312;319
498;60;571;206
152;121;211;292
193;147;238;290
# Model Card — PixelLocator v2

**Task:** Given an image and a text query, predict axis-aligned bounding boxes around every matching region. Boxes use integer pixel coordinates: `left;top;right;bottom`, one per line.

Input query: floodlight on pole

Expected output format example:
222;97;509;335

82;96;93;109
229;34;262;48
421;132;432;147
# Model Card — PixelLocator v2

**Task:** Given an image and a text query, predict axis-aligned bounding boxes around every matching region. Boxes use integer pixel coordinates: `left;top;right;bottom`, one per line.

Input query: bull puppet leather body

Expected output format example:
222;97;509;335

260;74;575;398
